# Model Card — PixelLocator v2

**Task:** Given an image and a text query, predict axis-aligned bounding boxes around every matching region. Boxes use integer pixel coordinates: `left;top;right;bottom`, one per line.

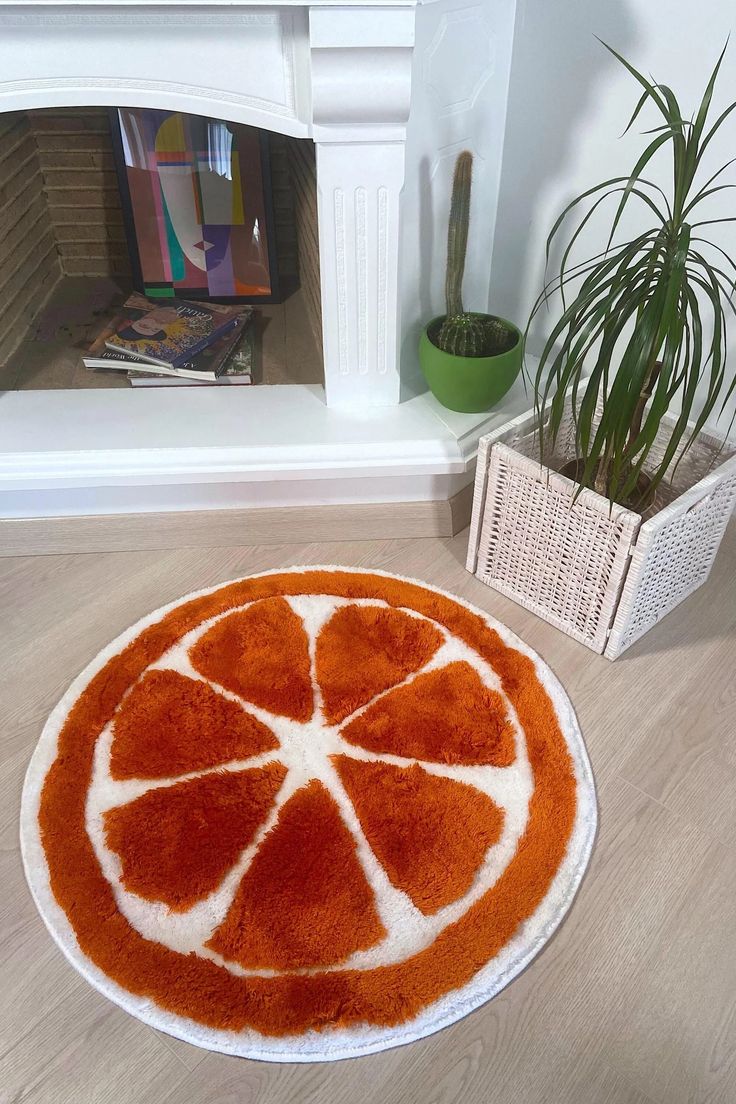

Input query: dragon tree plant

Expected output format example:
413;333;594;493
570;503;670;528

436;151;515;357
529;42;736;508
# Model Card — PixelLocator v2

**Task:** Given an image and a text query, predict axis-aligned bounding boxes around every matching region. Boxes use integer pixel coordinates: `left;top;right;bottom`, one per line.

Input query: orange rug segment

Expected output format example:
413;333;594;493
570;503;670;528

341;660;516;766
334;756;504;914
190;597;313;721
207;780;385;970
104;763;286;910
110;669;278;780
316;604;442;723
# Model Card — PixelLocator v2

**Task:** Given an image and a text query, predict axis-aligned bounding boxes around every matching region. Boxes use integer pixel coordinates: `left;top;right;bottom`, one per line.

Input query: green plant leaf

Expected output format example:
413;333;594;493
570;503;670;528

697;100;736;163
682;157;736;215
606;132;673;248
621;87;650;136
557;187;666;308
597;40;669;117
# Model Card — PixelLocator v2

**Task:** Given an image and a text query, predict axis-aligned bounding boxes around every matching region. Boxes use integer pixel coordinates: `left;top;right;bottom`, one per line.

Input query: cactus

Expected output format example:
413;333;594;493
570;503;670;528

436;312;491;357
437;151;491;356
434;150;516;358
444;150;472;320
485;317;517;354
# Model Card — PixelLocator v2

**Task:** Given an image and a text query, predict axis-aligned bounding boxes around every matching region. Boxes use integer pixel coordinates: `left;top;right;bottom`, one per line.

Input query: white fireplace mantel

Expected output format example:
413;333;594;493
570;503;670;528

0;0;520;519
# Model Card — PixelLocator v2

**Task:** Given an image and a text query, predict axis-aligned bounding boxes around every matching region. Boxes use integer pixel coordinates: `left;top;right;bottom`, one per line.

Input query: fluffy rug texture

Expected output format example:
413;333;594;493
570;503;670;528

21;567;597;1061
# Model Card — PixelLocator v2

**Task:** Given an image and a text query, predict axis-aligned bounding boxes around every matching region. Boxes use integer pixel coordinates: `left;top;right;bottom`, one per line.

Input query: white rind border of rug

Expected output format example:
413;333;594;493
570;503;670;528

20;565;598;1063
0;379;536;519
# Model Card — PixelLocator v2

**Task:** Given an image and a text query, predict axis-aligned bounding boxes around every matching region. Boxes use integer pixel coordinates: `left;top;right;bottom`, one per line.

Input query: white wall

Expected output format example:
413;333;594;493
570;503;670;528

489;0;736;433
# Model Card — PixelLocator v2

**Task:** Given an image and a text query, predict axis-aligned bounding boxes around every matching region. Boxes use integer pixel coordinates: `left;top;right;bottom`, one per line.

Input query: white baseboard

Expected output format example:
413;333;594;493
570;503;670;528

0;486;476;557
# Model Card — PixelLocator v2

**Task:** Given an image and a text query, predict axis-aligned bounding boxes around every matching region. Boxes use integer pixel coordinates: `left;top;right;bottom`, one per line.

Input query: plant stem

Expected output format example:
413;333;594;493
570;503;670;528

598;358;661;501
626;358;662;453
594;438;614;496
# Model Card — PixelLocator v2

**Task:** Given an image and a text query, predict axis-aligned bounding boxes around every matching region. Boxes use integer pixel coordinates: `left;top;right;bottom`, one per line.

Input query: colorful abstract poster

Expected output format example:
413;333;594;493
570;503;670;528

112;109;279;303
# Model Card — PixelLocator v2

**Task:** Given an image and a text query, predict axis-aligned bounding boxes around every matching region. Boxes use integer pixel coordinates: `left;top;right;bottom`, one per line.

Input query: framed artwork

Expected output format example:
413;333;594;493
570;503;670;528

111;108;280;303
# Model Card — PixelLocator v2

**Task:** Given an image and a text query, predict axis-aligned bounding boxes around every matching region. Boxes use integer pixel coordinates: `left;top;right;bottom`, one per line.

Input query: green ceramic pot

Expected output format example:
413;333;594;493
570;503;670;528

419;313;522;413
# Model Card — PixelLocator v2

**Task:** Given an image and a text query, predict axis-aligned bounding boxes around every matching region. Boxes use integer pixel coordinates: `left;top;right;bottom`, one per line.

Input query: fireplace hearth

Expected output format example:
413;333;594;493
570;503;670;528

0;105;324;390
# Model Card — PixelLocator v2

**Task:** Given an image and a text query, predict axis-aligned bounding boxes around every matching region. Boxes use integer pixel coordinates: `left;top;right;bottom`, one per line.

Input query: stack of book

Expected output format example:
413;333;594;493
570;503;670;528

84;294;255;386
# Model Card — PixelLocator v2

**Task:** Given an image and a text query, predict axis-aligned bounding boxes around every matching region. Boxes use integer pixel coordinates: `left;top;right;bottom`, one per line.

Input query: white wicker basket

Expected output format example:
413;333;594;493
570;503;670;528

467;404;736;658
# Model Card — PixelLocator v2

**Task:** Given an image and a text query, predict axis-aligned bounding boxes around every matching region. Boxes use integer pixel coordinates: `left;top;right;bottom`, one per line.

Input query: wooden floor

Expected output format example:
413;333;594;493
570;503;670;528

1;525;735;1104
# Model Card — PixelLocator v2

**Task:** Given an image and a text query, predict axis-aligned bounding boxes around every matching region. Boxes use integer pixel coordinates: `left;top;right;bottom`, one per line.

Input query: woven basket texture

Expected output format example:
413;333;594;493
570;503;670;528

606;464;736;657
469;401;736;657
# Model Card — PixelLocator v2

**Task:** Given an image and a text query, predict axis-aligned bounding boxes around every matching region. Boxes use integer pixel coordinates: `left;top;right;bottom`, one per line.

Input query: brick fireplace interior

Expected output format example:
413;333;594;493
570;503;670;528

0;107;323;390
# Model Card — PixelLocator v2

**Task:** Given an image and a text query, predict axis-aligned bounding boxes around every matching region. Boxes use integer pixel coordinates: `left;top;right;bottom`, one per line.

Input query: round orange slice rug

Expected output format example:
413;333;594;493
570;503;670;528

21;567;596;1062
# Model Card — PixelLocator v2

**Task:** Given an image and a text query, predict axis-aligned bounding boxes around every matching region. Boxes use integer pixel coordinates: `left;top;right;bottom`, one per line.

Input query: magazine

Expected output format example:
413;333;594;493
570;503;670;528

128;323;255;387
126;372;252;387
104;294;248;369
85;313;251;380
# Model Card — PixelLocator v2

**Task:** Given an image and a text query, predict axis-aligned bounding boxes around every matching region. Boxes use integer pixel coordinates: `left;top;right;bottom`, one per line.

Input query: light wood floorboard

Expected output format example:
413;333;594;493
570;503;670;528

1;526;734;1104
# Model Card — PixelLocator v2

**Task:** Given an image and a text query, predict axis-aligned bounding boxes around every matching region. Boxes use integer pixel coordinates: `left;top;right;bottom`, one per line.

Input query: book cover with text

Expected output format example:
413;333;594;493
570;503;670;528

105;294;247;369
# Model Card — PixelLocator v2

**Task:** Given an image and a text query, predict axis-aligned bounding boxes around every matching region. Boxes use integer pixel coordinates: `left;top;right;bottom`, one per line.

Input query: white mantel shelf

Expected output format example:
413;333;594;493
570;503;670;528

0;0;520;518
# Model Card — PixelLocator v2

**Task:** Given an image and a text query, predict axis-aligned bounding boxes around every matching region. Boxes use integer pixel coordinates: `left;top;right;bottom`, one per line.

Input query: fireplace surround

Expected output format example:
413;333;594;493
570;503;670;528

0;0;522;522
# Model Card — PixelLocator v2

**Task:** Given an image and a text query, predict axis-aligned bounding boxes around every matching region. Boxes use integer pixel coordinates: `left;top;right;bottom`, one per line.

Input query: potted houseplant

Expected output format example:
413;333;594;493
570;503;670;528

419;150;522;413
467;44;736;658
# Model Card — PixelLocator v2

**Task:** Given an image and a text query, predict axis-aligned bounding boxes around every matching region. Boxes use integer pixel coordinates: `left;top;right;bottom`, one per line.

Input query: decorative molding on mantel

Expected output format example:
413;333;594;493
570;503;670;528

309;5;415;139
316;143;405;404
0;5;307;134
307;5;415;403
0;75;299;118
0;10;294;23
